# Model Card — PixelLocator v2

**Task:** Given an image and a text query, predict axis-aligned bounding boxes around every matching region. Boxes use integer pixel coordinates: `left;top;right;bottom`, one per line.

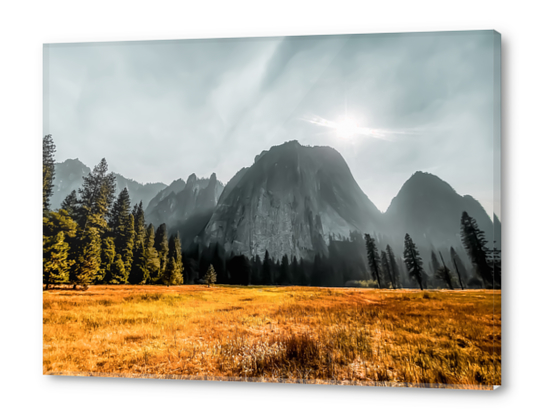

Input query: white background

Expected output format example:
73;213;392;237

0;0;539;418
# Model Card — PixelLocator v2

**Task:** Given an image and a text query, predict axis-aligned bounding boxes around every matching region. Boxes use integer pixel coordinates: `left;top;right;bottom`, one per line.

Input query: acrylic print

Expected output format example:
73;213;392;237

43;30;501;389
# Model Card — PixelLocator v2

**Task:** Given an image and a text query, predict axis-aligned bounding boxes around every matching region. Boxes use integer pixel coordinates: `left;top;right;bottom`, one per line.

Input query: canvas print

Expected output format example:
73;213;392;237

42;30;501;389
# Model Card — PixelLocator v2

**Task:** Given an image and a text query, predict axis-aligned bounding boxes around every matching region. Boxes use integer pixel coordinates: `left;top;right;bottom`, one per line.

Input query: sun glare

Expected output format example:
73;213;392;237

336;118;358;139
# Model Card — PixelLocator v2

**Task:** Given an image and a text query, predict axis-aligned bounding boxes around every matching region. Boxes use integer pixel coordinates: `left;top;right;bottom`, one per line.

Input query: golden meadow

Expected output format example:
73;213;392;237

43;285;500;389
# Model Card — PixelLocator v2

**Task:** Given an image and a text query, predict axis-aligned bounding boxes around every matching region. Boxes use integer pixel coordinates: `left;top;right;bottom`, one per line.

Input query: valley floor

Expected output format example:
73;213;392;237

43;285;501;389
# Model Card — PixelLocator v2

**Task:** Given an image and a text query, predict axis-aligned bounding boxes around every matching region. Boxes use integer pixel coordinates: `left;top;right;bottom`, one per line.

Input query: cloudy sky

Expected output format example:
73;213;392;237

44;30;500;217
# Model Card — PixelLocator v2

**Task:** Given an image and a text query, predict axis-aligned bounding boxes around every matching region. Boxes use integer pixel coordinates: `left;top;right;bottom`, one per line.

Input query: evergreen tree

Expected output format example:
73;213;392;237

364;234;382;288
154;223;169;277
43;232;72;288
311;254;324;287
487;245;502;289
450;247;467;290
460;211;493;288
71;222;102;288
43;134;56;212
291;256;299;285
110;254;126;284
70;159;116;286
403;233;425;290
380;250;393;289
162;254;182;286
252;255;263;285
60;190;78;217
171;234;184;285
43;209;78;289
279;255;291;285
227;255;251;285
109;188;134;281
145;224;161;282
128;202;149;284
386;245;400;289
75;158;116;230
98;236;116;284
262;250;272;285
161;234;184;285
299;258;309;286
203;264;217;287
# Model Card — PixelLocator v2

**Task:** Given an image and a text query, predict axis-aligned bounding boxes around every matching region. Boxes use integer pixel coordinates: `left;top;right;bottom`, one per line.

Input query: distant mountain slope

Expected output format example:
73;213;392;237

384;171;495;251
145;173;224;228
50;159;167;210
201;140;383;260
145;177;187;215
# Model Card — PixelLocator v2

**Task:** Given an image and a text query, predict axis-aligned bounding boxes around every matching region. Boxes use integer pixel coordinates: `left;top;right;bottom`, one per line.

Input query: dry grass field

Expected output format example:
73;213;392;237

43;285;501;389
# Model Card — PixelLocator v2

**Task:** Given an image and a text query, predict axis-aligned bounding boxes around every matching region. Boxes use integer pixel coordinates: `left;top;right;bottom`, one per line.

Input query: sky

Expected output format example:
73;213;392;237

44;30;501;218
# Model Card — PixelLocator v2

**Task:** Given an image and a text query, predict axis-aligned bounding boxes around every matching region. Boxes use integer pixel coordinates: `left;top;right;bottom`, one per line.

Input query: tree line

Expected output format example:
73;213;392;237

43;135;185;288
43;134;501;289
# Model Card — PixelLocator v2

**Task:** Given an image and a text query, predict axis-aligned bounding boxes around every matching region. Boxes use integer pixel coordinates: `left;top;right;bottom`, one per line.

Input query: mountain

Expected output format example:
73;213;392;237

384;171;497;252
50;159;167;210
200;140;383;260
145;177;187;215
145;173;224;229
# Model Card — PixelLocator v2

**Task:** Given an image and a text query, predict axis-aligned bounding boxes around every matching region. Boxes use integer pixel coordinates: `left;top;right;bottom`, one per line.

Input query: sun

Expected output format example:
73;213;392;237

335;118;359;139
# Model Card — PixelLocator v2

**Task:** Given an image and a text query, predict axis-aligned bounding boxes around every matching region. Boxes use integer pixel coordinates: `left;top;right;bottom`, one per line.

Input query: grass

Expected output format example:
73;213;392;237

43;285;501;389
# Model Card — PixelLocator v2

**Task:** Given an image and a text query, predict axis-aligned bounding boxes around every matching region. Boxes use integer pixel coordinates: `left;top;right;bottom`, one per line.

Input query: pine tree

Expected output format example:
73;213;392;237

279;255;291;285
252;254;263;285
403;233;425;290
70;159;116;286
162;254;182;286
161;234;183;285
171;234;184;285
460;211;493;288
128;202;149;284
299;258;309;286
43;210;78;289
386;245;400;289
43;134;56;212
154;223;169;277
262;250;272;285
311;254;324;287
380;250;393;289
227;255;251;285
364;234;382;288
98;236;116;284
43;232;72;288
75;158;116;230
61;190;78;217
71;222;102;288
203;264;217;287
291;256;299;285
132;201;146;244
145;224;161;283
109;188;134;281
110;254;126;284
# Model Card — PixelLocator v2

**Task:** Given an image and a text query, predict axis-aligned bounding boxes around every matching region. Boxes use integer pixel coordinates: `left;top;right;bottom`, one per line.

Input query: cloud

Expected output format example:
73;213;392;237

44;31;500;217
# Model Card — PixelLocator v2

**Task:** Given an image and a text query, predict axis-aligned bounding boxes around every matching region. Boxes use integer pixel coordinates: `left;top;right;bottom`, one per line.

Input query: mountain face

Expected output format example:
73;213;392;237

146;173;224;229
201;140;383;260
384;171;496;251
50;159;167;211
